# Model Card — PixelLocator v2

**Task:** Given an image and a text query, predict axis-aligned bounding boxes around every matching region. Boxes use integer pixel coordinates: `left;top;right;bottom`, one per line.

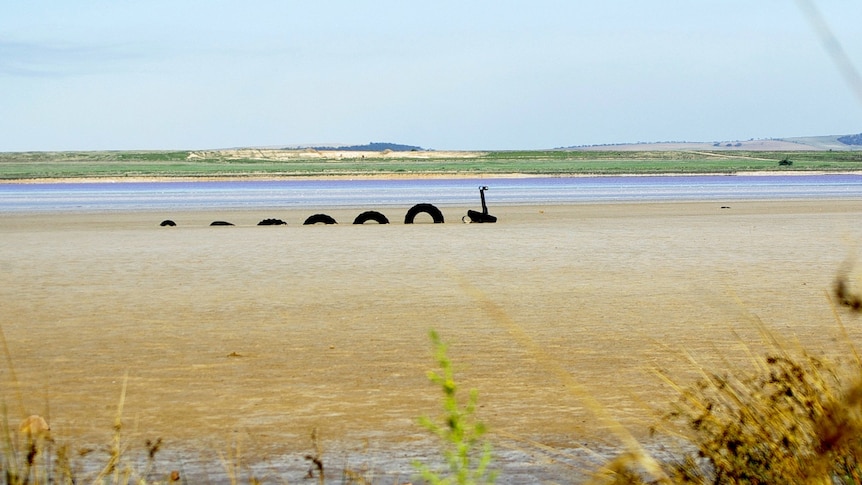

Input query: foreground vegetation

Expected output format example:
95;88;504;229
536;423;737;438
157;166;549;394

3;330;497;484
1;149;862;179
6;277;862;483
8;315;862;483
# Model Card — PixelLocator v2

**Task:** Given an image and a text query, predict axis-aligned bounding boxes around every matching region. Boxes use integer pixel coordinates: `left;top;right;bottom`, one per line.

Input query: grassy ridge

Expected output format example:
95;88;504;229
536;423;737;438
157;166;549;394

1;150;862;179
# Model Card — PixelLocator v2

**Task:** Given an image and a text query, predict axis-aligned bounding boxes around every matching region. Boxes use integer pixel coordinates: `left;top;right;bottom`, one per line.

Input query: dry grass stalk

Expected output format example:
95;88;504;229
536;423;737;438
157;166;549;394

663;349;862;484
304;427;325;485
589;265;862;484
451;269;674;484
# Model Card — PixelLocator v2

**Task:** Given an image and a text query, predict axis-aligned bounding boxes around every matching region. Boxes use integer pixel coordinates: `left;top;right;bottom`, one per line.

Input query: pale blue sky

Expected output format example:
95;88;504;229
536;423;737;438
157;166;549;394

2;1;861;151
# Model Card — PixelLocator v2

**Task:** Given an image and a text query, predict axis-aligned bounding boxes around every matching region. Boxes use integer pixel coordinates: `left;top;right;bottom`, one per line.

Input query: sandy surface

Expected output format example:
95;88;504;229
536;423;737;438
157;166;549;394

187;149;488;161
3;200;862;482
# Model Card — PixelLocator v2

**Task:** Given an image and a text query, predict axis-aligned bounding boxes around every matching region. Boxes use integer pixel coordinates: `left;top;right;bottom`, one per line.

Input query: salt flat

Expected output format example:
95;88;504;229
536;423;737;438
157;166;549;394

2;200;862;481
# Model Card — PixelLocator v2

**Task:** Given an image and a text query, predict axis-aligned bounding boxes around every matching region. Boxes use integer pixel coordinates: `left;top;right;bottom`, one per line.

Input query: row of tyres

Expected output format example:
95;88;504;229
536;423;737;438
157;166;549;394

159;203;447;227
159;187;497;227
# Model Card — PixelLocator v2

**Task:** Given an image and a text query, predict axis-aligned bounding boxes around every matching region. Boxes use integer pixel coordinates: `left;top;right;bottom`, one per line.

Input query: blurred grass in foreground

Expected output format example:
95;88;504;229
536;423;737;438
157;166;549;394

589;266;862;484
6;270;862;482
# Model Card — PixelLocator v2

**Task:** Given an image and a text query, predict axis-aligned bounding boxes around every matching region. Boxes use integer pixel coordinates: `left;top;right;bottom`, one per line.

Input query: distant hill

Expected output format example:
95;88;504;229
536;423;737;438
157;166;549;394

310;142;424;152
565;134;862;151
838;133;862;146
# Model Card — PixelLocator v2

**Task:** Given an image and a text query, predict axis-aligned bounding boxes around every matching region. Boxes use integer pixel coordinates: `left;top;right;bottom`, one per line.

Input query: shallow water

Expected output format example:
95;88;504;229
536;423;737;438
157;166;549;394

2;174;862;212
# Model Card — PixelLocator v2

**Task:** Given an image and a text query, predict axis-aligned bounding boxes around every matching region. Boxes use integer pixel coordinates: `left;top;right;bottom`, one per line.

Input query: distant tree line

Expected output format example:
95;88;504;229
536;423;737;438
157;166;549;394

838;133;862;146
311;142;424;152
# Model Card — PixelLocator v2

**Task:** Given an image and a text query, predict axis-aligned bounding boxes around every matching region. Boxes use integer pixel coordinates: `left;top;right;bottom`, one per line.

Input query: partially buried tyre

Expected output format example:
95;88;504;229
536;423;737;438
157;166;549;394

404;203;444;224
303;214;337;225
258;218;287;226
353;211;390;224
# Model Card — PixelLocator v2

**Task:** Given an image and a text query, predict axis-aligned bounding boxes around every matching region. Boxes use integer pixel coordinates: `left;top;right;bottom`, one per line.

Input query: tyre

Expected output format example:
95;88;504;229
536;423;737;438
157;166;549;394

303;213;337;225
404;203;445;224
258;218;287;226
353;211;390;224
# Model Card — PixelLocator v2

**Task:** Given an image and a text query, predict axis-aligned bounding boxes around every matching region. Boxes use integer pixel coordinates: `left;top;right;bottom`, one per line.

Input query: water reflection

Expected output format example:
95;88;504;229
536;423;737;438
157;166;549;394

0;175;861;212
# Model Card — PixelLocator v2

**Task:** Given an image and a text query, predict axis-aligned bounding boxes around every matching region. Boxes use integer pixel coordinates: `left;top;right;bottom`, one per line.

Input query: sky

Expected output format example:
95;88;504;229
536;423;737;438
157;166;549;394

1;1;861;151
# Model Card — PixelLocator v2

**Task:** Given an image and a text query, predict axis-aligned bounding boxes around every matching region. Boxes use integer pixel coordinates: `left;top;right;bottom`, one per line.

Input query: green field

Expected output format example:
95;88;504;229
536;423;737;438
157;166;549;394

1;149;861;179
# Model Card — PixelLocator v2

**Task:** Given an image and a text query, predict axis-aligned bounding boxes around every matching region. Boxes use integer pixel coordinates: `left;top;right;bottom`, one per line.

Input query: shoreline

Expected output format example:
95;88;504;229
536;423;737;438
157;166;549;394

3;170;862;184
4;199;862;228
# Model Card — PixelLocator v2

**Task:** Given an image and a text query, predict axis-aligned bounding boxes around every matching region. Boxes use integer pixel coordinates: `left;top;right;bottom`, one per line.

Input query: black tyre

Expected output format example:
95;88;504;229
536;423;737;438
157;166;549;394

303;214;337;225
210;221;234;226
404;203;445;224
353;211;390;224
258;218;287;226
159;219;176;227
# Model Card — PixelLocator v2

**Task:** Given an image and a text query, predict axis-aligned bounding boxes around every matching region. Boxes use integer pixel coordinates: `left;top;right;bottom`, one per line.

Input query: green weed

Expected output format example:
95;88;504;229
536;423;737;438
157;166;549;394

413;330;497;485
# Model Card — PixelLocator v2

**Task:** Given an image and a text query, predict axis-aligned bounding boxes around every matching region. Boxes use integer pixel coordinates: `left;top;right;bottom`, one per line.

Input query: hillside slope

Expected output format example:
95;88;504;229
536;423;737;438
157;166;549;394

569;134;862;151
